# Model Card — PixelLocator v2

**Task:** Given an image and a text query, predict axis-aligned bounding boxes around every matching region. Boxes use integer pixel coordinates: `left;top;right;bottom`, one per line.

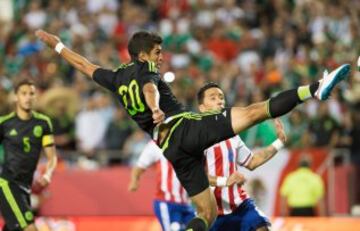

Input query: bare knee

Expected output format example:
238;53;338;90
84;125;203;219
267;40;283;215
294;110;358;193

231;103;268;133
244;103;269;123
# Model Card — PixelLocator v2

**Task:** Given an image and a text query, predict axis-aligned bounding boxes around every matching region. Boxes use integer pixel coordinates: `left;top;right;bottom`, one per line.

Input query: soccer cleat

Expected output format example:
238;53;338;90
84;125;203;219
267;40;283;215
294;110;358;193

315;64;351;100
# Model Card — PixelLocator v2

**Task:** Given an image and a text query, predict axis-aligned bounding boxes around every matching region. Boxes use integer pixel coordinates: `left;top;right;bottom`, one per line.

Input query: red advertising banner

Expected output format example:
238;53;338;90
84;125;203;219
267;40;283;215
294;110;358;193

40;167;157;216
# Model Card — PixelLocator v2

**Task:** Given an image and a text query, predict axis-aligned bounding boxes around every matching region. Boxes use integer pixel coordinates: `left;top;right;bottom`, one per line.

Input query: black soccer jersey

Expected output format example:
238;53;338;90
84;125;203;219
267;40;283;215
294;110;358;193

0;111;54;189
93;60;184;135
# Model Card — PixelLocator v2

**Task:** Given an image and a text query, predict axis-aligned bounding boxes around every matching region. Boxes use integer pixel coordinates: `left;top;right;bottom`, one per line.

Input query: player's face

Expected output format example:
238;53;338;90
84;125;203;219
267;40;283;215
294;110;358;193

16;84;36;112
199;87;225;112
148;44;163;68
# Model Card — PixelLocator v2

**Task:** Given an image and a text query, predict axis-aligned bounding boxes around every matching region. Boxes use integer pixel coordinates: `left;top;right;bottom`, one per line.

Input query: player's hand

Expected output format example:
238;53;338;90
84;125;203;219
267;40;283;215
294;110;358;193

128;180;139;192
152;108;165;124
37;175;51;188
35;29;61;49
274;119;287;144
226;172;246;187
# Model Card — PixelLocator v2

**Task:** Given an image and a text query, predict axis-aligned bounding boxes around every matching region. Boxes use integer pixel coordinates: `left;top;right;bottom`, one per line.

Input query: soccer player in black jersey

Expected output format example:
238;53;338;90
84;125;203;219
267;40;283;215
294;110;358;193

0;79;57;231
35;29;350;231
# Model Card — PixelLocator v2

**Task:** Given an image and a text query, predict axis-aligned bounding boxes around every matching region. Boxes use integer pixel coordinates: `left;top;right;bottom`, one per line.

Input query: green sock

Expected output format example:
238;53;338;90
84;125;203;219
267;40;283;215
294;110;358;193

297;85;312;101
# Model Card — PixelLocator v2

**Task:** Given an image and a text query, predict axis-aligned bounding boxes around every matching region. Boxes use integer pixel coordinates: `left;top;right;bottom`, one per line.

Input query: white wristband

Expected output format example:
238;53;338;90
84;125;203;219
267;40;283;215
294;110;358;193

272;139;284;151
216;177;227;187
55;42;65;54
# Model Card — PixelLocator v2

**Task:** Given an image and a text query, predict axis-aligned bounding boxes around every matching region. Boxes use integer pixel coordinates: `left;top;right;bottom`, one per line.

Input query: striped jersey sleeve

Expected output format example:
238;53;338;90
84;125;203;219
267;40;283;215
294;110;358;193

233;136;253;167
136;140;162;169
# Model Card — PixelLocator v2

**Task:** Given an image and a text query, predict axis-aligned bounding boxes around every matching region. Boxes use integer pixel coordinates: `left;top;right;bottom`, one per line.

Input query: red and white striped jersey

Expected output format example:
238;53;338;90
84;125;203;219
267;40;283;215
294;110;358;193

137;141;190;204
205;136;253;215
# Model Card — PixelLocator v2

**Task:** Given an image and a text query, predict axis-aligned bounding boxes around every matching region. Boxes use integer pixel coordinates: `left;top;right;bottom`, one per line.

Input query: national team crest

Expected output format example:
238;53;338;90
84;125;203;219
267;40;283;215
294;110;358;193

33;125;43;137
25;211;33;221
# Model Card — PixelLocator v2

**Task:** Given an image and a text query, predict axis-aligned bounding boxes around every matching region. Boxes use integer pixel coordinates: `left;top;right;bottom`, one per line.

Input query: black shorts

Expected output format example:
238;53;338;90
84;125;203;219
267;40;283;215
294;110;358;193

0;177;34;231
161;108;235;197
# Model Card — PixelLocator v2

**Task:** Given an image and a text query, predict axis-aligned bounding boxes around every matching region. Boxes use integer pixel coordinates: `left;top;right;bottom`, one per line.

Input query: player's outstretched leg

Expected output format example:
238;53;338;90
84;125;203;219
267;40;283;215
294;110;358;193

185;188;217;231
230;64;351;134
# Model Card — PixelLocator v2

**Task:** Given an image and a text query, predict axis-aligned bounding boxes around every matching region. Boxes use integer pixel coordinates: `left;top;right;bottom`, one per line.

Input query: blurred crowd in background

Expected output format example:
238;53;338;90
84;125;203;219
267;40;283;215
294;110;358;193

0;0;359;170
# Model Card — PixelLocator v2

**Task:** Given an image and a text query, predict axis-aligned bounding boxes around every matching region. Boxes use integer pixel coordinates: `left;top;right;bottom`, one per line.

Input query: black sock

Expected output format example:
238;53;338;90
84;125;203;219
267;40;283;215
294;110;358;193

309;82;320;97
185;217;208;231
268;82;319;118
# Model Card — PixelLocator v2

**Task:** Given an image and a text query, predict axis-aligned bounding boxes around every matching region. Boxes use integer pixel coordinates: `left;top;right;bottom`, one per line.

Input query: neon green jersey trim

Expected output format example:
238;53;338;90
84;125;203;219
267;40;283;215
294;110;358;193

161;118;184;152
32;111;53;132
0;178;27;228
0;112;15;124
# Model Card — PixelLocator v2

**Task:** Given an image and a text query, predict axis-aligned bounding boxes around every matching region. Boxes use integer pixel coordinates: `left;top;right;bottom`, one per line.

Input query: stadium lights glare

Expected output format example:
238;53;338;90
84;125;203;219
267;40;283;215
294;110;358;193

163;71;175;83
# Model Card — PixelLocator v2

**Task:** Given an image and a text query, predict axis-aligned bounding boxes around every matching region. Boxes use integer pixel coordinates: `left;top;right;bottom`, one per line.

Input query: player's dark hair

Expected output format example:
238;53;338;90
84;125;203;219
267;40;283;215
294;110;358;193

197;82;222;104
14;78;36;93
128;31;163;60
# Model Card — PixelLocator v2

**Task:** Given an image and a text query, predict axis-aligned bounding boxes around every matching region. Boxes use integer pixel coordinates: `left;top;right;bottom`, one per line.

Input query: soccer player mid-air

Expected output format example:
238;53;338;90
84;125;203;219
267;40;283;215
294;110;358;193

128;140;195;231
0;79;57;231
36;29;350;231
198;82;286;231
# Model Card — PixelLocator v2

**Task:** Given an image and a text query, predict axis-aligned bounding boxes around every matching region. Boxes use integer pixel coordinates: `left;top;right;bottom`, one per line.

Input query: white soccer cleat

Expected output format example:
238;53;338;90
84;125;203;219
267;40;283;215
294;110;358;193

315;64;351;100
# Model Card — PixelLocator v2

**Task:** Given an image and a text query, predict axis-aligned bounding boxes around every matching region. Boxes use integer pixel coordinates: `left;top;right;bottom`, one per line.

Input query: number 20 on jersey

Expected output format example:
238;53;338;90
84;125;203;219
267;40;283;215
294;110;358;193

118;80;145;116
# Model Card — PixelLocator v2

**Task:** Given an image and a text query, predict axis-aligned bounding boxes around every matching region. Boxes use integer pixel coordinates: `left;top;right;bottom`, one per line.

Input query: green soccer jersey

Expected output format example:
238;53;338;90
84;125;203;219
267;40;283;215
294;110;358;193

0;111;54;189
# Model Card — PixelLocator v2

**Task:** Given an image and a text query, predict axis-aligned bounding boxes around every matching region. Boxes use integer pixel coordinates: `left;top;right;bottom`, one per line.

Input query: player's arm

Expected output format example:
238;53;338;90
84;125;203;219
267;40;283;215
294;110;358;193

143;82;160;111
38;139;58;187
143;82;164;124
246;146;278;170
128;141;161;191
35;30;100;79
128;166;146;192
208;172;246;187
243;119;287;171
